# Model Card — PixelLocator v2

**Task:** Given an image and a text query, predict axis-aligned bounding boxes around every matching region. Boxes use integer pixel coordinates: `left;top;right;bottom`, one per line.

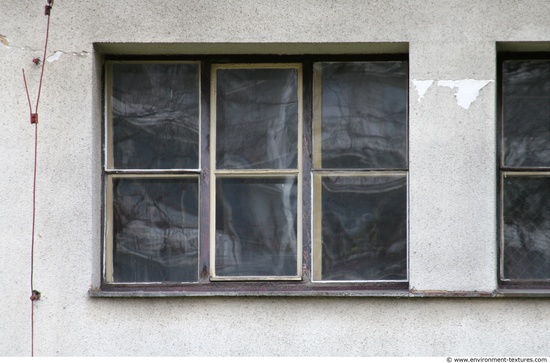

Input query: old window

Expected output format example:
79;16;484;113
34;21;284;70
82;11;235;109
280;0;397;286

499;54;550;287
103;56;408;294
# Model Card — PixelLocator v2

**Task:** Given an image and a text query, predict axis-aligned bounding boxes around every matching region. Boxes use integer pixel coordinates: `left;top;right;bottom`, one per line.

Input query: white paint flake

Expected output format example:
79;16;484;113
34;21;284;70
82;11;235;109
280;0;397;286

46;50;64;62
412;80;434;102
437;79;493;109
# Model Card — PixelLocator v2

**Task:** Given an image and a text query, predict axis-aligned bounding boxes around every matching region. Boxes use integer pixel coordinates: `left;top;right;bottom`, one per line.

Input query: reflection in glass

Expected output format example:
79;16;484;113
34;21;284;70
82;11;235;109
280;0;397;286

112;63;200;169
503;60;550;168
216;68;298;170
215;177;298;276
112;178;199;282
316;62;408;169
502;176;550;280
316;175;407;281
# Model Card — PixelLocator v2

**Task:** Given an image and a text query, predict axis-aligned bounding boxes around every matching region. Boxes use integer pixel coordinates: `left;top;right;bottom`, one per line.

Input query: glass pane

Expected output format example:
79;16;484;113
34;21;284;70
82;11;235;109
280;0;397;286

316;62;408;169
316;175;407;281
111;63;200;169
502;175;550;281
216;68;299;169
215;177;298;276
503;60;550;167
112;178;199;282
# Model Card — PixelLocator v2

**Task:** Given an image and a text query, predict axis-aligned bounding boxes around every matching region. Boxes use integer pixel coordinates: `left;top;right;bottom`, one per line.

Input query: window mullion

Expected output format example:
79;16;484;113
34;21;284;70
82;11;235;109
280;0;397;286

199;60;211;283
301;61;314;282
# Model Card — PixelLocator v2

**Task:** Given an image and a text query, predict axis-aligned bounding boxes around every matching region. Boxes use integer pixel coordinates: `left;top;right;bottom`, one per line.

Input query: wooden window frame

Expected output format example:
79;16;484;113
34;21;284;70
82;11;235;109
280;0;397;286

497;52;550;289
100;54;409;295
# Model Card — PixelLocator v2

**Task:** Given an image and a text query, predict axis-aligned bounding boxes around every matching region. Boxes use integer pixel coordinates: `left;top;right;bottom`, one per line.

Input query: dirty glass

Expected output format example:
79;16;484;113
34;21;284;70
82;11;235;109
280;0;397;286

315;62;408;169
215;177;298;276
502;175;550;281
316;175;407;281
112;178;199;282
502;60;550;168
216;68;298;170
111;63;200;169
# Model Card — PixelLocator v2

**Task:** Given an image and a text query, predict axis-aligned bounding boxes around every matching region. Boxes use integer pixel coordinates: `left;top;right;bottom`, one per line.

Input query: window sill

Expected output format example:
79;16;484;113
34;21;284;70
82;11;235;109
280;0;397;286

88;288;550;298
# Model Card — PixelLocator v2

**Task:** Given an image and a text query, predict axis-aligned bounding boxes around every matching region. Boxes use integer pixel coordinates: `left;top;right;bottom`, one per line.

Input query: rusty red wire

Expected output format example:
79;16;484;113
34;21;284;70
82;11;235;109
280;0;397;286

22;0;54;357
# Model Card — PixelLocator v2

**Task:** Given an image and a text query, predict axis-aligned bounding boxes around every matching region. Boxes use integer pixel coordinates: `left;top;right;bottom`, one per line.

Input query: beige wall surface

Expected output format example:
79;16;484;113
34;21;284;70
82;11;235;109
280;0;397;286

1;0;549;356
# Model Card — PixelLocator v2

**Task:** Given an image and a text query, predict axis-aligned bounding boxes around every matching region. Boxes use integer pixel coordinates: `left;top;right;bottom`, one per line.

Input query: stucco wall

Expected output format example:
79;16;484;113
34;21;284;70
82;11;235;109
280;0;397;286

1;0;549;356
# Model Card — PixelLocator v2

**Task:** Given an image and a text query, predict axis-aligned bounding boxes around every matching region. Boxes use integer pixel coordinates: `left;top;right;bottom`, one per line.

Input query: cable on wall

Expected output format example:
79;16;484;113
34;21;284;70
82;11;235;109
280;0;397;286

22;0;54;357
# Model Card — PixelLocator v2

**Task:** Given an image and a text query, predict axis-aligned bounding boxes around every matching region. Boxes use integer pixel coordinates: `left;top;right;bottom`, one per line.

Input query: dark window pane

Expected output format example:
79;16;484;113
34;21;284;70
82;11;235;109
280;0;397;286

503;60;550;168
502;176;550;281
112;178;199;282
317;62;408;169
216;68;298;169
319;175;407;280
215;177;298;276
112;63;200;169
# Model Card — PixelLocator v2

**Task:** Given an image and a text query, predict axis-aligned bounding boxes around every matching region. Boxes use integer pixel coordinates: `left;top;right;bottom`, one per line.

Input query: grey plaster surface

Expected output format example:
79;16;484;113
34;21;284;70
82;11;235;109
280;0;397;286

1;0;549;356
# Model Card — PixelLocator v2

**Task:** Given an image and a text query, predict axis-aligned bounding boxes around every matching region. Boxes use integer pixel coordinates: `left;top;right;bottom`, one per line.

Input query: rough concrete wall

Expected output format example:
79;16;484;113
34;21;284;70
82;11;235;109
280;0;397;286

0;0;549;356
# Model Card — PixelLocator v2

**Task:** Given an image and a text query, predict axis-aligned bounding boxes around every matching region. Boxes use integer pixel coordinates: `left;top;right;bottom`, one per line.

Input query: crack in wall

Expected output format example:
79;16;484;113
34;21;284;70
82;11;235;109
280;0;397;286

1;39;89;60
47;50;90;61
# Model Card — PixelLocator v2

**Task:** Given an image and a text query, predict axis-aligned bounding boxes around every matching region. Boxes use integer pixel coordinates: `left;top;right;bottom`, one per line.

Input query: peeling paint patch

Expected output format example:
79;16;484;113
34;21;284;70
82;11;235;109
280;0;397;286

46;50;63;63
73;51;89;57
412;79;434;102
437;79;493;109
0;34;9;47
